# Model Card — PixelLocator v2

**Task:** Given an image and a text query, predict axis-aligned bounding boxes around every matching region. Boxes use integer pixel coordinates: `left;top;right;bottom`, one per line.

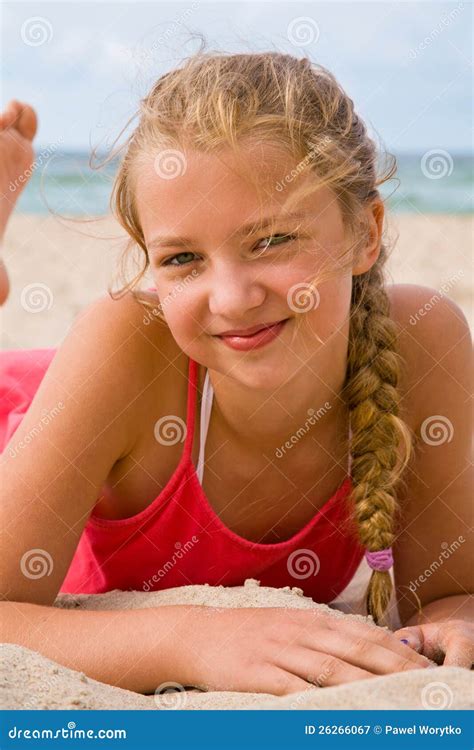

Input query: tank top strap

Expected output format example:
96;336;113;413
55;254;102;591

182;357;199;461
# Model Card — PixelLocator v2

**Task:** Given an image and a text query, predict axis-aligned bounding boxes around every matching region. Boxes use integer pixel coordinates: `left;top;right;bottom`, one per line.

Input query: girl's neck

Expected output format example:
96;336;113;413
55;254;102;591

201;326;350;459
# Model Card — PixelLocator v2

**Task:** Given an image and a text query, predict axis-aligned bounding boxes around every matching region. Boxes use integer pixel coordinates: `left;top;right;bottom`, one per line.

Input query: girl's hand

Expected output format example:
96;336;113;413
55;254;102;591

394;620;474;668
177;606;435;695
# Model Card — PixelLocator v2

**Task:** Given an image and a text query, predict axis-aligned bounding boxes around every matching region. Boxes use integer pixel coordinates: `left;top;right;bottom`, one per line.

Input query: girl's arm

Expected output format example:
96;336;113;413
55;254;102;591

387;287;473;666
0;600;201;693
0;292;157;605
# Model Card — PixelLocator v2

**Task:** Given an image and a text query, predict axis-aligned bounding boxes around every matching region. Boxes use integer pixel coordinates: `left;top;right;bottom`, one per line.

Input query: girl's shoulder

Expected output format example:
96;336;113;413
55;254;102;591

386;282;471;425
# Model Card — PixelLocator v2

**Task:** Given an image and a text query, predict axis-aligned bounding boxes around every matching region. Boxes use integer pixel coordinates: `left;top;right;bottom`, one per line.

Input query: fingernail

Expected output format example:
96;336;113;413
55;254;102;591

400;638;409;644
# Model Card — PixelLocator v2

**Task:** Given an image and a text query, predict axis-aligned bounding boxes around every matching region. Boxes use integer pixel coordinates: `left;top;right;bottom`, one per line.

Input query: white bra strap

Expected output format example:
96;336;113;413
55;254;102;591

196;369;213;484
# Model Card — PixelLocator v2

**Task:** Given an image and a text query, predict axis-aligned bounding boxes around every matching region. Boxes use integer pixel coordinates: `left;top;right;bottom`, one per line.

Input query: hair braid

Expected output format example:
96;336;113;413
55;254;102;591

342;244;412;624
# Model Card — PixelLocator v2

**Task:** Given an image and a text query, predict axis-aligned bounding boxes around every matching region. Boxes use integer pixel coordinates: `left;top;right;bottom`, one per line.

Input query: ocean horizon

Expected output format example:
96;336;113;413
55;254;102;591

12;149;473;216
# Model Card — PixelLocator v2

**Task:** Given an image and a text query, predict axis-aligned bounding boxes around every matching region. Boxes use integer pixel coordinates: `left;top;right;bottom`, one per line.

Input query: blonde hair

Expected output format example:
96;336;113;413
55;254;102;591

107;50;415;625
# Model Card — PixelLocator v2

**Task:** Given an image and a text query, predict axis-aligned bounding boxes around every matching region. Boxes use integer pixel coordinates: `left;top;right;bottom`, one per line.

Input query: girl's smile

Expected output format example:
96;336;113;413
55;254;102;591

213;317;290;351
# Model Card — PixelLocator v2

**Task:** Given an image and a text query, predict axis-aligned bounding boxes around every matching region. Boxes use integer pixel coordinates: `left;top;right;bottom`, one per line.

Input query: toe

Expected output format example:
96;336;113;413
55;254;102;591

0;100;22;130
17;102;38;141
0;100;37;140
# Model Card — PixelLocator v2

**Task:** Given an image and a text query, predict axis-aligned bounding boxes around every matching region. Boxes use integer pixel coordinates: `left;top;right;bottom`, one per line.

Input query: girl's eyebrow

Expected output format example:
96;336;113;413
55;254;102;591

147;211;308;251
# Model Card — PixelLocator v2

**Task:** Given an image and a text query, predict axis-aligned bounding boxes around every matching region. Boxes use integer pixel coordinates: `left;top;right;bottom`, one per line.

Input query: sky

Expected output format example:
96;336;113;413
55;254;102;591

1;0;472;152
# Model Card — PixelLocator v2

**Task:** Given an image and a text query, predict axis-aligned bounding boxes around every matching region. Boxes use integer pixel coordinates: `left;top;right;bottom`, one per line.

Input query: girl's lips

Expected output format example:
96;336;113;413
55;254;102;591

216;318;289;351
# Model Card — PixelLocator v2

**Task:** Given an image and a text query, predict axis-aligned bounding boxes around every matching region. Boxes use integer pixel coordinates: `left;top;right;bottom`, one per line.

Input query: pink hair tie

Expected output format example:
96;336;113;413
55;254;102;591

365;547;393;572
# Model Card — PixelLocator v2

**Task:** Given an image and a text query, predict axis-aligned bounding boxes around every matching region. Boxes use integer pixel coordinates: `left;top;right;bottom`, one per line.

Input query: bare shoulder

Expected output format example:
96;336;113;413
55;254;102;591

385;284;473;623
386;283;472;425
75;289;175;378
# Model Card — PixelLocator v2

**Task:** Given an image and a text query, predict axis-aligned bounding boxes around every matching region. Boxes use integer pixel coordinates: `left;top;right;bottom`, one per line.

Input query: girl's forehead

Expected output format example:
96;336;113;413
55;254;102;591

134;142;307;193
133;143;336;227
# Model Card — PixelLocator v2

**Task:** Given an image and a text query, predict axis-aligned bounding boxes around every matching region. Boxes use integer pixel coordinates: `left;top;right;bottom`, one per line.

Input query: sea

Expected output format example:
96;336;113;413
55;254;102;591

13;150;473;216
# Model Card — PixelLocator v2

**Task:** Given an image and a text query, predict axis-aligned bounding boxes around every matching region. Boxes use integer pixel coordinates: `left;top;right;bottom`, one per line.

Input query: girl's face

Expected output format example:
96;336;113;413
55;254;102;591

134;142;355;390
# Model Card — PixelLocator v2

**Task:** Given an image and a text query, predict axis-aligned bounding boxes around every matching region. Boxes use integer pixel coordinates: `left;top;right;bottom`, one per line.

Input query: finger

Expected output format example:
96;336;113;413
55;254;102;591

302;627;434;677
324;618;434;669
395;623;448;663
443;637;473;669
393;625;425;653
276;645;375;687
267;666;320;696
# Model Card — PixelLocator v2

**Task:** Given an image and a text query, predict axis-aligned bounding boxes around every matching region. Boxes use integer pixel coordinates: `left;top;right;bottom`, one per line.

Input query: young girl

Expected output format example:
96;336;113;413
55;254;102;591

1;52;472;696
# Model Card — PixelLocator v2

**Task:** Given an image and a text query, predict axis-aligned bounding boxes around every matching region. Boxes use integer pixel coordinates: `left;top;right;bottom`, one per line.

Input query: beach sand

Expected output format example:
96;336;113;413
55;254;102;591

2;578;473;710
1;213;472;349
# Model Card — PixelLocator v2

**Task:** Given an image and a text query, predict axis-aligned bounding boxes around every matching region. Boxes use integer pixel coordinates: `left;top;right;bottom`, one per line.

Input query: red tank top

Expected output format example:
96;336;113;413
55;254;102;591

1;348;365;602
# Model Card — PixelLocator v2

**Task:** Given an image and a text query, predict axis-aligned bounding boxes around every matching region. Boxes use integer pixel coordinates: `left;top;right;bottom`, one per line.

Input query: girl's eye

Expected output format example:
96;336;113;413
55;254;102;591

254;233;296;252
161;252;197;268
161;234;296;268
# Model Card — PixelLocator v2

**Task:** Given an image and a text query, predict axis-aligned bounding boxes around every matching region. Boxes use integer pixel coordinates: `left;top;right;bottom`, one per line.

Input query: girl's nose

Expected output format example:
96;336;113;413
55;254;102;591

207;264;266;320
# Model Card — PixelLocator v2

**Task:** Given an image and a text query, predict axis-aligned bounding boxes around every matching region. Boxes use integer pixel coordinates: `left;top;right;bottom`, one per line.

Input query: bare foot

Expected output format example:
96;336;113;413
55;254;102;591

0;99;38;304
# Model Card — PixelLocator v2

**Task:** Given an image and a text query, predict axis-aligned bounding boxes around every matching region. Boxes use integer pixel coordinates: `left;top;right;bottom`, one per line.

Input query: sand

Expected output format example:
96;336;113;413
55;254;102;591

1;578;473;710
1;213;472;349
